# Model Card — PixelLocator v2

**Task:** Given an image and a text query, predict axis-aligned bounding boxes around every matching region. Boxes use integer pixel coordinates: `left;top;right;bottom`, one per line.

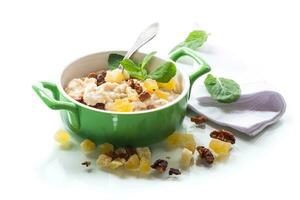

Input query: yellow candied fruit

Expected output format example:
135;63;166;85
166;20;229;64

96;154;112;168
59;142;73;150
180;148;194;168
80;139;96;153
54;129;70;144
112;99;133;112
166;132;196;153
155;89;169;100
157;79;177;91
143;79;159;93
139;157;151;174
108;160;124;170
125;154;140;170
105;69;128;83
209;139;232;155
136;147;151;160
99;143;114;154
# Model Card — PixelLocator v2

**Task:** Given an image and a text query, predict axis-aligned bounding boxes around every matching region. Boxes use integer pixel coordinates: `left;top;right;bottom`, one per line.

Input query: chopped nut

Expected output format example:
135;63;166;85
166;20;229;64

210;129;236;144
136;147;151;160
169;168;181;175
196;146;214;165
87;72;97;79
96;70;107;86
81;161;91;167
139;91;151;101
191;115;208;124
180;148;193;168
151;159;168;173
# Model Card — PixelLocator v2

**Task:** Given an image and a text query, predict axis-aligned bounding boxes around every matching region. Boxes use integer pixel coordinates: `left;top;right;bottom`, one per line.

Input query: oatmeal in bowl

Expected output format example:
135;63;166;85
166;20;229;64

65;68;181;112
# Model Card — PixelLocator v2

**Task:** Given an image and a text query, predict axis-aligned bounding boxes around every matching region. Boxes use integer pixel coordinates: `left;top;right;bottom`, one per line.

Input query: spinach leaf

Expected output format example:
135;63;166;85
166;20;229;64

108;53;124;69
204;74;241;103
120;59;147;80
147;61;176;83
171;30;208;53
141;51;156;69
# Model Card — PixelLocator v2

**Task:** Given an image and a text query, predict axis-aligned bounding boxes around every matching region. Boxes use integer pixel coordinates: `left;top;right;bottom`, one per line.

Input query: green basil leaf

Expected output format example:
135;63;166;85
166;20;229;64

120;59;147;80
108;53;124;69
204;74;241;103
147;61;176;83
170;30;208;53
141;51;156;69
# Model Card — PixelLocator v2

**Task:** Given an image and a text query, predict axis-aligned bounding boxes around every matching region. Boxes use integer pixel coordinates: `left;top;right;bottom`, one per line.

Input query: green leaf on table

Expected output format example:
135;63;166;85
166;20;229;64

147;61;177;83
204;74;241;103
170;30;209;53
141;51;156;69
108;53;124;69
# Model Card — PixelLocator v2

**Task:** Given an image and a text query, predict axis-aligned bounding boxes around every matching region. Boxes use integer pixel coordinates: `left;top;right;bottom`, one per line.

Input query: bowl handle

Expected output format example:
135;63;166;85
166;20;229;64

169;47;211;96
32;81;80;131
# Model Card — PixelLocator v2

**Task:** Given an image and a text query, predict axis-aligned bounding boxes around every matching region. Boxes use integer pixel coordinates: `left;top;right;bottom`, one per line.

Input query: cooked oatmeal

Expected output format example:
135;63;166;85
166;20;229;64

65;68;181;112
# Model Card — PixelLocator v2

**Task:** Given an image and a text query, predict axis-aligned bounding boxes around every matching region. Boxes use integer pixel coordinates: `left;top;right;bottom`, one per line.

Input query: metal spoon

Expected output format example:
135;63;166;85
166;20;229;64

118;22;159;69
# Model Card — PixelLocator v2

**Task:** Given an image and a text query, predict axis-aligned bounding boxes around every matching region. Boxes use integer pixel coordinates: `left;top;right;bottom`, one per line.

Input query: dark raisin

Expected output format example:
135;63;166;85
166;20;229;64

96;70;107;86
169;168;181;175
139;91;151;101
93;103;105;110
196;146;214;165
151;159;168;173
210;129;235;144
191;115;208;124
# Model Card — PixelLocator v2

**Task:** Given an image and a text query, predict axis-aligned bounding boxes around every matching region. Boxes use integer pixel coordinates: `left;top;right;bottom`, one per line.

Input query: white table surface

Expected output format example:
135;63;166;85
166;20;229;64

0;0;299;199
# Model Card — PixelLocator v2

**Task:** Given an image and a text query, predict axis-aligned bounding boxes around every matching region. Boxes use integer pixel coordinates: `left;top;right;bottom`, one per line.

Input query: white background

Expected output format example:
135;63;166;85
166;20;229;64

0;0;299;199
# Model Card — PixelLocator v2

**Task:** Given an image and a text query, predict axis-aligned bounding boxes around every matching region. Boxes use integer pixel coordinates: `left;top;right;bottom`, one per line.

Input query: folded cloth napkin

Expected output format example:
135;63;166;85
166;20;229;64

188;90;286;136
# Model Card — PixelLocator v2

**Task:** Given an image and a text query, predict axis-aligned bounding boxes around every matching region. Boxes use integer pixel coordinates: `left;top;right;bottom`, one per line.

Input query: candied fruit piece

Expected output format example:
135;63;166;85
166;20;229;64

99;143;114;154
125;154;140;170
143;79;158;93
166;132;196;153
136;147;151;160
54;129;70;144
139;157;151;174
180;148;193;168
80;139;96;153
108;160;124;170
112;99;133;112
105;69;127;83
96;154;112;168
59;141;72;150
155;89;169;100
157;79;177;91
209;139;232;155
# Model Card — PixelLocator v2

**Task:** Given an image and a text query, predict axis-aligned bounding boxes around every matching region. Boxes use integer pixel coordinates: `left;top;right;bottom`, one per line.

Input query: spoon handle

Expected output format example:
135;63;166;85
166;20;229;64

119;23;159;69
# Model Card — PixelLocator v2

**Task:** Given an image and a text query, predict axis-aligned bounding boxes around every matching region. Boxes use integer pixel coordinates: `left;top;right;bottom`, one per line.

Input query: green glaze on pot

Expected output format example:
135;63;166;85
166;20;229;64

32;47;210;146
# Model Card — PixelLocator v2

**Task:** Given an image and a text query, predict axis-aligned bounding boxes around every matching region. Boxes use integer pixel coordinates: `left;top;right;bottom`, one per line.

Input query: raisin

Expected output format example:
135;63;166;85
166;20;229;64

139;91;151;101
125;146;137;156
92;103;105;110
196;146;214;165
191;115;208;124
115;148;130;160
146;105;155;109
127;79;143;94
210;129;235;144
96;70;107;86
169;168;181;175
87;72;97;79
81;161;91;167
151;159;168;173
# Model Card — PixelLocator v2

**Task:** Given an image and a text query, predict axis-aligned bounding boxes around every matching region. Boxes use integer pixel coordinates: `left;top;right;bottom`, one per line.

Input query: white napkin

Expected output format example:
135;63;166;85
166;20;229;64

188;85;286;136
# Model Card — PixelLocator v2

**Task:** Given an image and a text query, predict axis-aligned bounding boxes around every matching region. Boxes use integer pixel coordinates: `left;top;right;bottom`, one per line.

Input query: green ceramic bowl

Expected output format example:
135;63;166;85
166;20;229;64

32;47;210;146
